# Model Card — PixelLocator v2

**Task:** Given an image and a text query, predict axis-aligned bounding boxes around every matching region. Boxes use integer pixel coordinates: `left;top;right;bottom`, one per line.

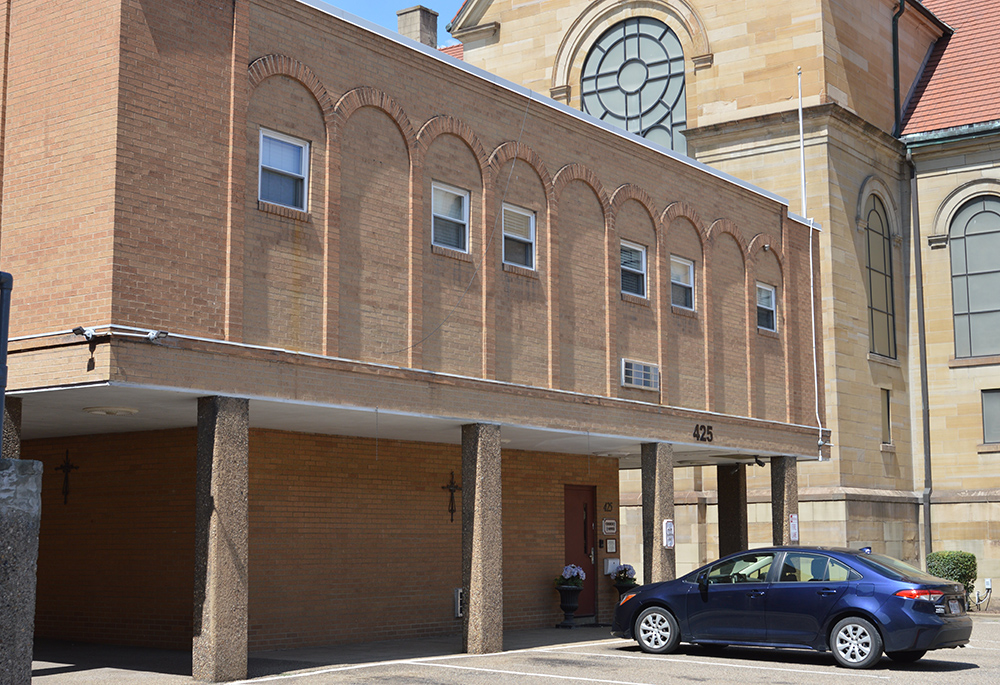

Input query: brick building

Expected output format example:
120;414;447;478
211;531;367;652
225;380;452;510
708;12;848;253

1;0;826;680
446;0;1000;592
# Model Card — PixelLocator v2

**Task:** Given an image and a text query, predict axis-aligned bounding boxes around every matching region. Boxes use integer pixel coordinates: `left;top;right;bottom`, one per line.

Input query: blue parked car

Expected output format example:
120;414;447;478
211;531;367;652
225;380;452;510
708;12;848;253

612;547;972;668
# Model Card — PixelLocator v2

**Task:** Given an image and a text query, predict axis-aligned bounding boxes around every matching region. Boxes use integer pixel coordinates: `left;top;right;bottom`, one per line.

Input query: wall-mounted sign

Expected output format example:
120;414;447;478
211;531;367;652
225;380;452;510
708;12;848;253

790;513;799;542
662;519;675;549
602;518;617;535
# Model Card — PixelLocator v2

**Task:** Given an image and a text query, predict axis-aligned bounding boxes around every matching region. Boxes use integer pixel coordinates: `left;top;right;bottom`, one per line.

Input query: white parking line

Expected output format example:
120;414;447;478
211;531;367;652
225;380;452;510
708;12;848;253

231;640;632;683
415;662;674;684
538;649;890;680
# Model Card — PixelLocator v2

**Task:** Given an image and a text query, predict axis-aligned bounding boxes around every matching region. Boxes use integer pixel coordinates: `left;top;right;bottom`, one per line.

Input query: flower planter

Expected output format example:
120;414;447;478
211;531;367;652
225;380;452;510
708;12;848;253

555;585;583;628
614;581;638;599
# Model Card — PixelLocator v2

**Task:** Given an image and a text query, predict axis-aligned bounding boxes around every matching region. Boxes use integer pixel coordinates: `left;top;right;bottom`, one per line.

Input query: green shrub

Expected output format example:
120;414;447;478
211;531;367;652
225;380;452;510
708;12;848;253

926;551;977;596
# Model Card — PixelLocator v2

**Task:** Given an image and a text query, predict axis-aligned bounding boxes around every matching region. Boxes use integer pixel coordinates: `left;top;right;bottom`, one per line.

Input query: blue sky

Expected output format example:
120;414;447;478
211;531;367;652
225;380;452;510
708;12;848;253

329;1;466;45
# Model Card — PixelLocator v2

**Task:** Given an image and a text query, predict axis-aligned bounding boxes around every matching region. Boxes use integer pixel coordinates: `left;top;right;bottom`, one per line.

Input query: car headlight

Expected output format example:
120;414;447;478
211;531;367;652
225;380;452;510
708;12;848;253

619;592;637;606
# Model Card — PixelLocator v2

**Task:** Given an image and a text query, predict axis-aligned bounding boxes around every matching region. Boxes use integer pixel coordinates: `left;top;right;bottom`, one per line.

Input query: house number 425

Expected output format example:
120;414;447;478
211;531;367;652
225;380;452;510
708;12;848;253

693;424;713;442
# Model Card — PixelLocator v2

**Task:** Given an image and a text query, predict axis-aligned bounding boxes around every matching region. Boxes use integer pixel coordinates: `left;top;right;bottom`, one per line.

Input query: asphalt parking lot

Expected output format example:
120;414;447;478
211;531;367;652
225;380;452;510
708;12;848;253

32;616;1000;684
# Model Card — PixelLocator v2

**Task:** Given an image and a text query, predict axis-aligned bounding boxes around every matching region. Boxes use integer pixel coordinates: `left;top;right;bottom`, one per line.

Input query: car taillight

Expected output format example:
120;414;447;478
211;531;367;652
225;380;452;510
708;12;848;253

895;588;944;602
620;593;636;606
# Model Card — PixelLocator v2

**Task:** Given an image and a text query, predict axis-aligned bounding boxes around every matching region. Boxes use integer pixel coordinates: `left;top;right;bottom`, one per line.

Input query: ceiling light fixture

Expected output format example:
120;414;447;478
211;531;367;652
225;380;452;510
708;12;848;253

83;406;139;416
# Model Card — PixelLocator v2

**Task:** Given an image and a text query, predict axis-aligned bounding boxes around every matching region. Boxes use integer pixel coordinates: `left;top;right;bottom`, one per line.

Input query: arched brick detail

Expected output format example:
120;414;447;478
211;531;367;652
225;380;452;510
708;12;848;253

552;163;610;214
487;141;553;199
748;233;784;274
609;184;657;225
707;218;749;261
248;54;335;121
333;86;417;152
661;201;706;235
416;115;489;172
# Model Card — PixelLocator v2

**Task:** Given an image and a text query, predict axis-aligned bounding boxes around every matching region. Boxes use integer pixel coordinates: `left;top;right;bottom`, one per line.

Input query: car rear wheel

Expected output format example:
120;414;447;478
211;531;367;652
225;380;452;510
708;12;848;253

635;606;680;654
886;649;926;663
830;617;883;669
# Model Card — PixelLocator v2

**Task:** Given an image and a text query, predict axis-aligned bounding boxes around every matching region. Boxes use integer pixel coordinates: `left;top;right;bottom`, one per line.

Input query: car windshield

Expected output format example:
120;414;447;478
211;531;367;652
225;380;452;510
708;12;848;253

854;552;946;583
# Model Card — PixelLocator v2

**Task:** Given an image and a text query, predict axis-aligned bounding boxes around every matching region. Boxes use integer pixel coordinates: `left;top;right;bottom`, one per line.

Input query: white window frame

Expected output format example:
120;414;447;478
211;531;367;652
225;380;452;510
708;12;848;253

621;241;647;298
502;203;536;269
258;128;309;212
757;282;777;332
670;255;695;309
621;358;660;390
431;182;470;252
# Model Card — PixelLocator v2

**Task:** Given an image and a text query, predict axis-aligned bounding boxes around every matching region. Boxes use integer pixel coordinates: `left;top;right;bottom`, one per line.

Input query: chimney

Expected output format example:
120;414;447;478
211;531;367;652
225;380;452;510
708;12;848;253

396;6;439;48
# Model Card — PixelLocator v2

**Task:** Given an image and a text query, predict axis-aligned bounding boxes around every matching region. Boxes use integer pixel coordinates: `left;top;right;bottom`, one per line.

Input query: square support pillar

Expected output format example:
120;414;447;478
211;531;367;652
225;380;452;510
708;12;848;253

461;423;503;654
193;396;249;682
641;442;675;583
717;463;748;557
770;456;799;545
0;457;42;685
3;396;21;460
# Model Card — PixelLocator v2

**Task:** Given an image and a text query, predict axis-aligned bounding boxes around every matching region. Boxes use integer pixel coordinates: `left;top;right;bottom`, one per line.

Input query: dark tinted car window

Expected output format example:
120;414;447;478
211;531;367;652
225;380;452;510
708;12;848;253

707;552;774;583
854;552;943;583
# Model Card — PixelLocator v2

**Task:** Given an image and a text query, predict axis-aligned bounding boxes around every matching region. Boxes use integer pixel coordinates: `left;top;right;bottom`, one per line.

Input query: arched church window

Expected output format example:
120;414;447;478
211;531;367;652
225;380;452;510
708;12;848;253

581;17;686;153
865;195;895;358
950;196;1000;358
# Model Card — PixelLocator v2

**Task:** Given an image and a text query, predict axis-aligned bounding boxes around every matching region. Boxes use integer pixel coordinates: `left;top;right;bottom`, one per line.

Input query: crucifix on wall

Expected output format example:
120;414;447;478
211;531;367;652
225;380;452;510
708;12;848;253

441;471;461;522
55;451;78;505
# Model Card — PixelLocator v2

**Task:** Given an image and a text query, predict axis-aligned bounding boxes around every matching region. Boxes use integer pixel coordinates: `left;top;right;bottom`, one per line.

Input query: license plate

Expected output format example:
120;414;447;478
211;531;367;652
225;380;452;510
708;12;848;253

949;599;962;614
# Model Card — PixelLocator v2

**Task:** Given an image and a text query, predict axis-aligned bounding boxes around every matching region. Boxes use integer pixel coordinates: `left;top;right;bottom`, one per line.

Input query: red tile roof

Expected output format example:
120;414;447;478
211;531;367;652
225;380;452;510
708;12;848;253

903;0;1000;135
439;43;464;60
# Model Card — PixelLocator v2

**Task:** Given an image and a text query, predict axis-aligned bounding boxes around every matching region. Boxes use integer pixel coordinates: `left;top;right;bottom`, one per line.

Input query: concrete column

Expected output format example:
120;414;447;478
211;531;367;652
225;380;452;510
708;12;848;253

3;396;21;460
0;457;42;685
717;463;748;557
641;442;675;583
193;396;249;682
770;456;799;546
461;423;503;654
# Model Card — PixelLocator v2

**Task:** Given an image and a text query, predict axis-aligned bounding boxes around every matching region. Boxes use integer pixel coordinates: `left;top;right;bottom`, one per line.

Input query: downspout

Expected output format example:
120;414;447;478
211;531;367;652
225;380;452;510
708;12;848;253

907;149;933;559
892;1;907;137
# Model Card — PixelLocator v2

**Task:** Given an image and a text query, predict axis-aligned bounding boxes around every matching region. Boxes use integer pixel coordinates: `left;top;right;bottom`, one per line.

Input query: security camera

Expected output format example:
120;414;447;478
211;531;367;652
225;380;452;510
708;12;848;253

72;326;95;341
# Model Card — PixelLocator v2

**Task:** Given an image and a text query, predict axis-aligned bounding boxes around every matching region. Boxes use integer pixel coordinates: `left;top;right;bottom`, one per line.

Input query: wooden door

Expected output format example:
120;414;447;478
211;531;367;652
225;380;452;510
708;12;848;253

564;484;597;616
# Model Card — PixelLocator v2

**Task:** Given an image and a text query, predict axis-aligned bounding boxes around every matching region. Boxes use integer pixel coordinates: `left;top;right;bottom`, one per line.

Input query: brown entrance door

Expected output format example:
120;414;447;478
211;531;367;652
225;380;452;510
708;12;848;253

564;484;597;616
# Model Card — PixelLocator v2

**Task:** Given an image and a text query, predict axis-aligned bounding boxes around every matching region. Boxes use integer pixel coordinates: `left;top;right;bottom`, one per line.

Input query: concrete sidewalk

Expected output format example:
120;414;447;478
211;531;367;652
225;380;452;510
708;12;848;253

32;623;615;683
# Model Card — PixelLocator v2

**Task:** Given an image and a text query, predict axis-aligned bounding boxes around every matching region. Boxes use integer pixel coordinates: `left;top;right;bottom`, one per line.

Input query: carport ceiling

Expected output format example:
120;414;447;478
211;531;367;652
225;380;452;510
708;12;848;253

12;383;773;466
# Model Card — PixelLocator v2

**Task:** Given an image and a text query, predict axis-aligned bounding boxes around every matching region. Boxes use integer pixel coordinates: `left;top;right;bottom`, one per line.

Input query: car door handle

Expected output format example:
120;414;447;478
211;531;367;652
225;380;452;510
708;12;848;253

748;590;766;597
817;589;839;596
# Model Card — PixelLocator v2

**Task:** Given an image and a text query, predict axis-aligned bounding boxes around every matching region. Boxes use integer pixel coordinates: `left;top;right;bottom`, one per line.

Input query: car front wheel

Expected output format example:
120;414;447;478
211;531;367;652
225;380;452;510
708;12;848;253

635;606;680;654
830;616;883;669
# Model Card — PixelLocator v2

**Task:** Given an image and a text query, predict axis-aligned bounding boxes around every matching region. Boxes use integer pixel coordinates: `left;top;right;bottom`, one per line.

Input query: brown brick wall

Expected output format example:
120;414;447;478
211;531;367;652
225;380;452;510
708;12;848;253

0;0;121;336
248;430;619;649
25;426;619;650
26;430;197;649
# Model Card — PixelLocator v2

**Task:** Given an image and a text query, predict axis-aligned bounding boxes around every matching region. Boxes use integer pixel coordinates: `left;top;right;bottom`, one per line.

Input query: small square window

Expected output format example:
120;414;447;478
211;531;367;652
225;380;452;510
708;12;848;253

984;390;1000;443
502;204;535;269
757;282;777;331
621;241;647;298
670;256;694;309
432;183;470;252
259;129;309;211
622;359;660;390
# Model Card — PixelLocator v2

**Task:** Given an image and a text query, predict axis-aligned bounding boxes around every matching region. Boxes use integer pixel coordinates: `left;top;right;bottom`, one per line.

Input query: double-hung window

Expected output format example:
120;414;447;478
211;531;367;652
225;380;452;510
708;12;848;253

502;204;535;269
670;256;694;309
621;241;647;297
259;129;309;211
757;282;777;331
432;183;470;252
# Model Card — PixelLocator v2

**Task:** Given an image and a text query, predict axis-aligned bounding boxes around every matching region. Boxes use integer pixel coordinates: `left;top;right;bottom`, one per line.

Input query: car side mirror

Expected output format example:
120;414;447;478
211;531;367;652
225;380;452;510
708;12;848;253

697;571;708;589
